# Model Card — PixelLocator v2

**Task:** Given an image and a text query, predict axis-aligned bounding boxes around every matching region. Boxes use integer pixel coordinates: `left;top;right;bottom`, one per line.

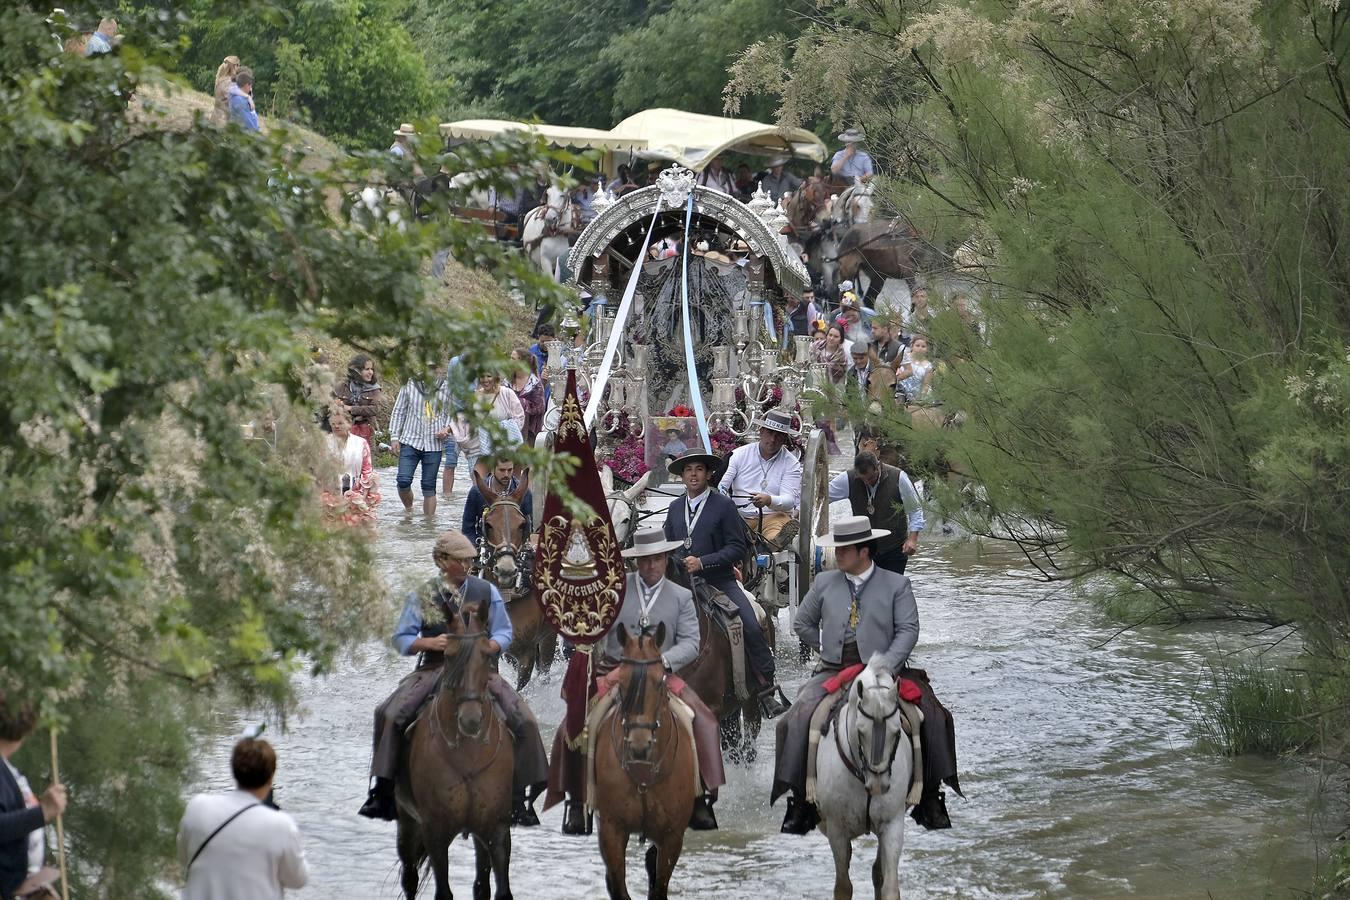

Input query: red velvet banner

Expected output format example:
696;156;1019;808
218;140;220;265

533;369;626;644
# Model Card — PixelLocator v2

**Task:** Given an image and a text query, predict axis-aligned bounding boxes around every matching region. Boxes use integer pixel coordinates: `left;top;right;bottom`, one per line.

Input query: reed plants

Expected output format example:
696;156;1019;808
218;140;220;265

1194;658;1316;757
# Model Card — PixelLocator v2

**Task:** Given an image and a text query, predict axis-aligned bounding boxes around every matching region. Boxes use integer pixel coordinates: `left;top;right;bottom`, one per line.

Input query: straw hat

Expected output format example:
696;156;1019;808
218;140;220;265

816;515;890;547
837;128;866;144
393;123;417;137
620;527;685;559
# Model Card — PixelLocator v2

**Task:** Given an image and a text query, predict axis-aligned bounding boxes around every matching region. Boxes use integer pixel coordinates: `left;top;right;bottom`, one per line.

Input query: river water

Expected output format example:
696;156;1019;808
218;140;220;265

194;465;1337;898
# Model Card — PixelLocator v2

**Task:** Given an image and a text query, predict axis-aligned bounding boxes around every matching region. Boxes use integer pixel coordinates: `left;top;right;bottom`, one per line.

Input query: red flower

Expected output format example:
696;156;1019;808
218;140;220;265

667;405;696;418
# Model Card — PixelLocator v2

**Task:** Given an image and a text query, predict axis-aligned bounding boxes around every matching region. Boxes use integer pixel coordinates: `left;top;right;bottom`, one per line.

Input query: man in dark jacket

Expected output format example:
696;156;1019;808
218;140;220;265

662;450;790;718
0;692;66;900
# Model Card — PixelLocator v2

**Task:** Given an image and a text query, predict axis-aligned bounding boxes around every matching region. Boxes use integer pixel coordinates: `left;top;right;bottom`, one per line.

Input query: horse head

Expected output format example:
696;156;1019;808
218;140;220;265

615;620;669;763
475;468;530;587
851;655;905;797
441;599;494;740
605;469;651;548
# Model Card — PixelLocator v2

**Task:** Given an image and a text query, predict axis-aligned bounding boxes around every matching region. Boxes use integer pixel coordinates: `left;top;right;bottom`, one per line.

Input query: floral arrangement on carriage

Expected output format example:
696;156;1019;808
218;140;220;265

599;404;745;487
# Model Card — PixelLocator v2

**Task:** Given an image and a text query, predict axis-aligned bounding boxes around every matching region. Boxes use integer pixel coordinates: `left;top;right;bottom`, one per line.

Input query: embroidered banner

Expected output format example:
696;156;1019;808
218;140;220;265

534;369;626;644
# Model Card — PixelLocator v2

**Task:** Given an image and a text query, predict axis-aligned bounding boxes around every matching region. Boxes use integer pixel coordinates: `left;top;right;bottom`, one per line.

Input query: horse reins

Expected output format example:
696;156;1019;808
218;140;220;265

834;681;905;833
478;499;529;594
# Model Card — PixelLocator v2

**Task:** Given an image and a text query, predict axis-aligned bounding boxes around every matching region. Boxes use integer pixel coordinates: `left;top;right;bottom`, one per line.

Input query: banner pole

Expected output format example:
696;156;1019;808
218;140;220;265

50;730;70;900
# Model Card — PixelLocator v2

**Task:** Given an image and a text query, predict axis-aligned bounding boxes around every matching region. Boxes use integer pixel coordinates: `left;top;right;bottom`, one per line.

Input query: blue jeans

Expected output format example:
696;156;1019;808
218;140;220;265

441;436;459;468
396;445;442;497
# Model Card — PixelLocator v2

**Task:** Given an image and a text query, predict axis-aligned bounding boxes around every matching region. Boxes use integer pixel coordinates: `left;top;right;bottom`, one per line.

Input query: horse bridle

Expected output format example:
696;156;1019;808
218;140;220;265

433;629;495;747
478;499;529;592
842;682;904;780
611;656;677;791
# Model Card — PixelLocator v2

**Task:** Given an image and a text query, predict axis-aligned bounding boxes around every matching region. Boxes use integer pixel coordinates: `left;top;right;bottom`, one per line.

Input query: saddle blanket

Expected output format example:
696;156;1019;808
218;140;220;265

823;663;924;704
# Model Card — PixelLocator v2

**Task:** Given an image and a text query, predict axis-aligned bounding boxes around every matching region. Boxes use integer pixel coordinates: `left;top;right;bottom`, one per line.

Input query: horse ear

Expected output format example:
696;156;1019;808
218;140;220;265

653;621;666;649
474;467;498;503
512;468;530;502
616;622;629;650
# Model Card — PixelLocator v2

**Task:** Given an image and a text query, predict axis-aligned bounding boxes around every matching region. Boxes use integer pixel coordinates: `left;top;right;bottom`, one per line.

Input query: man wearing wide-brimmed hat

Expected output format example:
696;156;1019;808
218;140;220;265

606;528;725;828
663;450;790;718
830;127;874;182
389;123;416;159
760;155;802;203
771;515;918;834
718;410;802;546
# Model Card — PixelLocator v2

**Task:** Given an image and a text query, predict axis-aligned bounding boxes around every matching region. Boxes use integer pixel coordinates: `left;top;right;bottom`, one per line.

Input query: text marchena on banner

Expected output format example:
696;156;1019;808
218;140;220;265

533;369;626;644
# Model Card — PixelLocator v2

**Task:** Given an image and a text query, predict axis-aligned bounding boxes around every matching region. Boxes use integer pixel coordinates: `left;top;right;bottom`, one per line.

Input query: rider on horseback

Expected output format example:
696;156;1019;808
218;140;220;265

772;516;919;834
663;450;791;719
717;410;801;549
600;528;725;830
358;531;550;826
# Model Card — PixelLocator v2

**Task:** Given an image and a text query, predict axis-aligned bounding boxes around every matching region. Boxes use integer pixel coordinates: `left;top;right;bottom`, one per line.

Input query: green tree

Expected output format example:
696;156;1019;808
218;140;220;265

1;4;572;895
730;0;1349;743
154;0;437;147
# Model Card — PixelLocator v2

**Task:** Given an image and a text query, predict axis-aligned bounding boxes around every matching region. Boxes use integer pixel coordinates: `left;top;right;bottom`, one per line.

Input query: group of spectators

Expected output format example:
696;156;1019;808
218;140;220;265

212;55;260;132
309;339;553;528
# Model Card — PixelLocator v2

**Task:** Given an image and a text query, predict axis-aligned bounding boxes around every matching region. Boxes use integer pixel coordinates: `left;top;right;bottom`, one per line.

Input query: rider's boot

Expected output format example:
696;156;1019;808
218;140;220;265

913;787;951;830
357;778;397;821
510;790;540;827
780;794;820;835
561;799;593;836
757;683;791;719
688;794;718;831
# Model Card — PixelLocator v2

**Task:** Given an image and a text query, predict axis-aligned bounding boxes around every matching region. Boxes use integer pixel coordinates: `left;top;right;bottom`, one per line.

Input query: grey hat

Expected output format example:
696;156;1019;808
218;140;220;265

620;527;684;559
767;155;790;167
816;515;890;547
756;409;794;434
837;128;866;144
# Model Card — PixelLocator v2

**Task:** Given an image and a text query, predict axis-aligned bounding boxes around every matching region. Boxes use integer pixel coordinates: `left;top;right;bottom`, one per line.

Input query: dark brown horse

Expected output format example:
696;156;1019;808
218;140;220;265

595;623;697;900
396;601;514;900
836;219;950;301
667;562;774;761
472;469;558;691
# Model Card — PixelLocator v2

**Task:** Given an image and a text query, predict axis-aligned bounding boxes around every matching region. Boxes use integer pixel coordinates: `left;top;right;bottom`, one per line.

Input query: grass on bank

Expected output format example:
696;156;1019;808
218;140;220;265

1194;658;1317;757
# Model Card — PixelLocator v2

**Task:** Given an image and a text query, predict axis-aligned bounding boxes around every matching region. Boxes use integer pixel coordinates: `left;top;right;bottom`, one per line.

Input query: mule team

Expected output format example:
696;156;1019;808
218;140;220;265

358;443;953;900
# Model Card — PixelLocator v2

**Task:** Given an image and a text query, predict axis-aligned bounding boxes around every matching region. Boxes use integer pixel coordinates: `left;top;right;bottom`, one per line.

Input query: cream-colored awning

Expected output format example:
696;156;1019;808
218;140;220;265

439;109;826;172
608;108;826;171
439;119;646;152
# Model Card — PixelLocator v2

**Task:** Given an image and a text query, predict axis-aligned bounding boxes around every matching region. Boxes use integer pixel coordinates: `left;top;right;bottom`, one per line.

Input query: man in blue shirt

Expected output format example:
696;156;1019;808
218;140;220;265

462;458;534;547
830;128;875;181
359;531;549;825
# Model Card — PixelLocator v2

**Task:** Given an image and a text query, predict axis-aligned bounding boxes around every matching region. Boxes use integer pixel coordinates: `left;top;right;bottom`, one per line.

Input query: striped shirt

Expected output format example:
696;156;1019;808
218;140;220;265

388;379;454;452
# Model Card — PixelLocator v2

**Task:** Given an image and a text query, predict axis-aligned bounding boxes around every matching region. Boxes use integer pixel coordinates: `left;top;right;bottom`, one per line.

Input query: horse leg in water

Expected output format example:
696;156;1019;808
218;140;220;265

827;827;854;900
513;644;536;693
649;831;685;900
424;822;455;900
395;816;425;900
599;818;632;900
536;629;558;681
483;822;513;900
874;815;905;900
472;835;491;900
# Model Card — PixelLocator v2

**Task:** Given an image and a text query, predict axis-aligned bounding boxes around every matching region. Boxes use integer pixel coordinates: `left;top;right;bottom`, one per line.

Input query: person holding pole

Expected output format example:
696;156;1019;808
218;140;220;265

0;691;67;900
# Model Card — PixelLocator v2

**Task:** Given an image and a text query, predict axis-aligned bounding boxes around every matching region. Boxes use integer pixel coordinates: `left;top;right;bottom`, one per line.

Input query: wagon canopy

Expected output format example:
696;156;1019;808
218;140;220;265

439;109;827;173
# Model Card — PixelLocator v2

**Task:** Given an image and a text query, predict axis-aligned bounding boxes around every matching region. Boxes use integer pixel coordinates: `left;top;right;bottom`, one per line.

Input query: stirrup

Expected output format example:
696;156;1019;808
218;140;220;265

757;684;791;719
561;799;592;836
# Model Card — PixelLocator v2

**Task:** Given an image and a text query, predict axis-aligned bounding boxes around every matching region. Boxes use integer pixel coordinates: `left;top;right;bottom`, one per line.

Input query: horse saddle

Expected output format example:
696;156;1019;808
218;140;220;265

694;583;750;704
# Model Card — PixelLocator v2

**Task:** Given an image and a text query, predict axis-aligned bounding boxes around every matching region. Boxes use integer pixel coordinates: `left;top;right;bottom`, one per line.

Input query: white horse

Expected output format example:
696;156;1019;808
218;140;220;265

598;466;650;547
520;184;575;280
831;178;874;228
814;656;916;900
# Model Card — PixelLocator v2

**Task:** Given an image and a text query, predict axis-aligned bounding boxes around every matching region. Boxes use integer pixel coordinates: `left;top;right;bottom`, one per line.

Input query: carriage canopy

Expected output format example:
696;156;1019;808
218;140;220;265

439;109;827;173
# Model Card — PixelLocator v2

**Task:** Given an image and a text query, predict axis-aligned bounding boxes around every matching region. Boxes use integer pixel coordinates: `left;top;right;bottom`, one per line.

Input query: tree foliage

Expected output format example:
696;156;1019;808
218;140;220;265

2;4;573;895
142;0;438;147
731;0;1348;727
405;0;806;126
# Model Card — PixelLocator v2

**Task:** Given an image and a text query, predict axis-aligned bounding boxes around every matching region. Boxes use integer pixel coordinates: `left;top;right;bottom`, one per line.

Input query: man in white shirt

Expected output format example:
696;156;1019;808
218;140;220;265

178;737;308;899
718;410;802;546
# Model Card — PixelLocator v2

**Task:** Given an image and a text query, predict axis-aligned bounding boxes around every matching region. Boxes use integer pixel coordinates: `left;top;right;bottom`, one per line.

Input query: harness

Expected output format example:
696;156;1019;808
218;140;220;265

423;629;509;780
475;498;530;596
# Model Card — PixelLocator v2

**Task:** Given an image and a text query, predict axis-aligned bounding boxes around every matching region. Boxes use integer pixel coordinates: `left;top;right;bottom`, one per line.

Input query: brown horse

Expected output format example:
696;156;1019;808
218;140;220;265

666;563;774;761
836;219;950;301
472;469;558;691
595;623;697;900
396;600;515;900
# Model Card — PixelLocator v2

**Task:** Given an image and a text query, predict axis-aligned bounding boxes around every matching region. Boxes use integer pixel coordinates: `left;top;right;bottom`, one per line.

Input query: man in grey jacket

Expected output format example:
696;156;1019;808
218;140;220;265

772;516;919;834
597;528;725;831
